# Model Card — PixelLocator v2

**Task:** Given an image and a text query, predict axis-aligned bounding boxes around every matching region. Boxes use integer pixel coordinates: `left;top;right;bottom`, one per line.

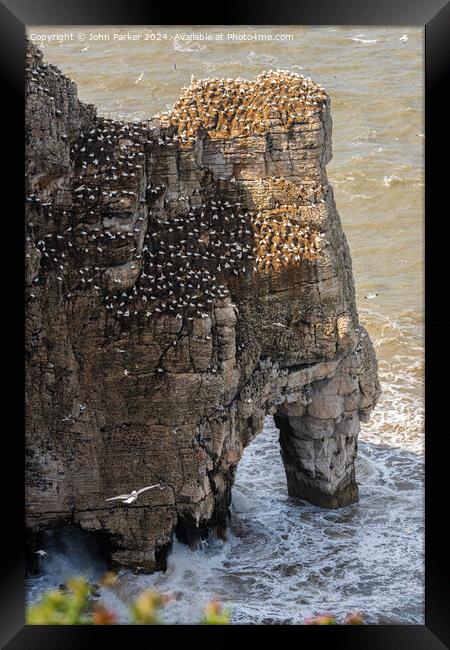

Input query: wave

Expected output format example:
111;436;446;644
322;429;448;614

173;40;207;53
349;38;378;44
248;51;278;65
383;174;403;187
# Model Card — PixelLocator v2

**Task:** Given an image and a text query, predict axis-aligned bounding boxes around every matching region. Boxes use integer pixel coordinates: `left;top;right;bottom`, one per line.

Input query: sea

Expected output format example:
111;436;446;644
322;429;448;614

26;25;424;624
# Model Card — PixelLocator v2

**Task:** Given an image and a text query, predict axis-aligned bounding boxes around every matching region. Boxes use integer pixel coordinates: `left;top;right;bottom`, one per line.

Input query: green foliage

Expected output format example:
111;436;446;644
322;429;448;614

130;590;167;624
201;600;231;625
26;577;93;625
27;574;363;625
27;574;230;626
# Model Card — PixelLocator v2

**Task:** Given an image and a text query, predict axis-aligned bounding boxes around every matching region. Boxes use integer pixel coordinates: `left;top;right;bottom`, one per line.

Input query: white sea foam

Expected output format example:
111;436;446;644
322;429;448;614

26;528;107;604
247;51;278;65
173;40;207;53
349;38;378;44
383;174;403;187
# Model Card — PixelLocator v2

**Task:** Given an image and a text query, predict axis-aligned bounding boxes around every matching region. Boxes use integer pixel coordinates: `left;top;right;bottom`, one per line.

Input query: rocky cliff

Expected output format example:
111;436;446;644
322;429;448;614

25;41;380;572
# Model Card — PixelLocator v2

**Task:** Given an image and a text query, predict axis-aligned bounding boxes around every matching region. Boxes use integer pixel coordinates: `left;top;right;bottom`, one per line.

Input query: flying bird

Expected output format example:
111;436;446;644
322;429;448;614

134;72;144;84
34;549;48;557
106;485;161;504
399;34;408;43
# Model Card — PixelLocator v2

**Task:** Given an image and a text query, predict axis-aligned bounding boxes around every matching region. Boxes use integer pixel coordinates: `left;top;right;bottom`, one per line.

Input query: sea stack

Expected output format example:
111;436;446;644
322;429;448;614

25;40;380;572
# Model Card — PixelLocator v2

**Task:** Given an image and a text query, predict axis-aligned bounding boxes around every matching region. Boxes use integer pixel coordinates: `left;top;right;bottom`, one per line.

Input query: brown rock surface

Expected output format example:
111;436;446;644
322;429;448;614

25;41;380;571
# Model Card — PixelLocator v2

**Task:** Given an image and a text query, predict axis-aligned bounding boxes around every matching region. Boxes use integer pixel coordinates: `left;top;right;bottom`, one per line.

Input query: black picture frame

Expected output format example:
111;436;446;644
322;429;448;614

1;0;448;647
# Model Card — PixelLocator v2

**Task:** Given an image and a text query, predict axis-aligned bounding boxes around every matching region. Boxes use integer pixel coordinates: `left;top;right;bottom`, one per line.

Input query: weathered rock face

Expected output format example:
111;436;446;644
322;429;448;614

25;41;380;572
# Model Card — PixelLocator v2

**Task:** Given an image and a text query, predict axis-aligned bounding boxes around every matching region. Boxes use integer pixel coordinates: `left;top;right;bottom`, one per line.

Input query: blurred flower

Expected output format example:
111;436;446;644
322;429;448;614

92;603;117;625
344;611;364;625
130;590;166;624
201;600;231;625
305;613;336;625
100;571;118;588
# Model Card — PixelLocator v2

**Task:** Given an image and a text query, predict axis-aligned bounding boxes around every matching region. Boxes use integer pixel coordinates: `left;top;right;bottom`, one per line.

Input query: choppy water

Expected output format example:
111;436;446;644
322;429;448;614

26;26;424;624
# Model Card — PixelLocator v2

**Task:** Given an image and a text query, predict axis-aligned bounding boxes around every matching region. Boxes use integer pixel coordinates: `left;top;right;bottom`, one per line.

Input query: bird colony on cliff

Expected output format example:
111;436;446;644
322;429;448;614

26;66;329;331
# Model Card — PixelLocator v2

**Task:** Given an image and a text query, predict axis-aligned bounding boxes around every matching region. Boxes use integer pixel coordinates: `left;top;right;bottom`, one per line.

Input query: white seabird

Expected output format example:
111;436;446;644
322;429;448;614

106;484;162;504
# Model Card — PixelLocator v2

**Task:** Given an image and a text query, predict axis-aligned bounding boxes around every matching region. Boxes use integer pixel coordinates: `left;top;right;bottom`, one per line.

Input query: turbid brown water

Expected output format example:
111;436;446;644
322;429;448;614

26;25;424;624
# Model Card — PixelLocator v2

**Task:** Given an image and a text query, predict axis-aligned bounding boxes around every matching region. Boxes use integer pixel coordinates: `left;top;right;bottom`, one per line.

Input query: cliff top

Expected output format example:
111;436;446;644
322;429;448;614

159;70;328;144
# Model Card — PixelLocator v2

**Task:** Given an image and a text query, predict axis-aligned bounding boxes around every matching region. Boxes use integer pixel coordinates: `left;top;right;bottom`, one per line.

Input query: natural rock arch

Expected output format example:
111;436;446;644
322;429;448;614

25;41;380;572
